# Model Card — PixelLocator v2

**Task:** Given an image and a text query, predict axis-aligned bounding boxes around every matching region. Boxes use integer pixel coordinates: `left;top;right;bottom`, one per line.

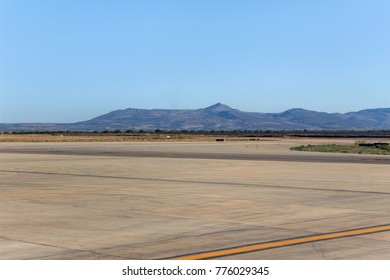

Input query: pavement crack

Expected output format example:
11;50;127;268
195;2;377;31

1;169;389;195
0;236;125;260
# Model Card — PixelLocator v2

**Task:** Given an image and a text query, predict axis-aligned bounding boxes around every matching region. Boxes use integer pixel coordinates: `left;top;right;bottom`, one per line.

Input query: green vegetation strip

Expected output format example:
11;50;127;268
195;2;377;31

290;143;390;155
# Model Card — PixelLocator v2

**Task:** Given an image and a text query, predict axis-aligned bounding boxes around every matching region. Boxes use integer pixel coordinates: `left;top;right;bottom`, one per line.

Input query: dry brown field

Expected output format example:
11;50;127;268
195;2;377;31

0;133;219;142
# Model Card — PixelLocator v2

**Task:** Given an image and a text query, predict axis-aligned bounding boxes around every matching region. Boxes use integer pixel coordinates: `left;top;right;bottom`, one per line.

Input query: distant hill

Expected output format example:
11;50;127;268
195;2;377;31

1;103;390;131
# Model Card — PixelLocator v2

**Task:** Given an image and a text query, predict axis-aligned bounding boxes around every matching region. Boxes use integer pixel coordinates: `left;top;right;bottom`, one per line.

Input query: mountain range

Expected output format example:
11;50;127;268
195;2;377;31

1;103;390;131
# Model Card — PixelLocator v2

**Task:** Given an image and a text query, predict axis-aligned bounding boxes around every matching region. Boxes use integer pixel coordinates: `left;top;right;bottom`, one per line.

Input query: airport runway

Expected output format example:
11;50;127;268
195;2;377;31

1;140;390;259
1;141;390;164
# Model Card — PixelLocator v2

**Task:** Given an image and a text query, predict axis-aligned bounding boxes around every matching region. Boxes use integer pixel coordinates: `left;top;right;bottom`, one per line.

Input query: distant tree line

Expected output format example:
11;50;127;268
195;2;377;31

4;129;390;137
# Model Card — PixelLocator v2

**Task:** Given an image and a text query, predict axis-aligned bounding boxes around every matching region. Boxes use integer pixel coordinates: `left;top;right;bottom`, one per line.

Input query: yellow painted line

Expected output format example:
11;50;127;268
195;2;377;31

170;224;390;260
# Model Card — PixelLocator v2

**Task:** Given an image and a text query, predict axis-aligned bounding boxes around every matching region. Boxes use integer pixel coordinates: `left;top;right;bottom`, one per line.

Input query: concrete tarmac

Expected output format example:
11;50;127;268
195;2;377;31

1;139;390;259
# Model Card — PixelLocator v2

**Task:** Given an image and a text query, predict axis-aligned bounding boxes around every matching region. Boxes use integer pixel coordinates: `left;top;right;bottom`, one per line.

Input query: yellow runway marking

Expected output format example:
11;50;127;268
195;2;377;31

170;224;390;260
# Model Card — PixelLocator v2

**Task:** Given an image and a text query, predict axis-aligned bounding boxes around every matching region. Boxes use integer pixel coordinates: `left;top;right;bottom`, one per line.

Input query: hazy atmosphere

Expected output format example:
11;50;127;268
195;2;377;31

1;0;389;122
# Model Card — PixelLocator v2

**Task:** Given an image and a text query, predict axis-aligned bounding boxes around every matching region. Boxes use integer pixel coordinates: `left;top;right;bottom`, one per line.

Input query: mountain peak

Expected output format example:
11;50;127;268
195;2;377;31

283;108;309;113
204;103;233;112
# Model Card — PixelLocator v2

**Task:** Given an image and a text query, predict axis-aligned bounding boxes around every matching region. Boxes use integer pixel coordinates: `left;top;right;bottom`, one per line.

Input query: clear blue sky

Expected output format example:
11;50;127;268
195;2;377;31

1;0;389;122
